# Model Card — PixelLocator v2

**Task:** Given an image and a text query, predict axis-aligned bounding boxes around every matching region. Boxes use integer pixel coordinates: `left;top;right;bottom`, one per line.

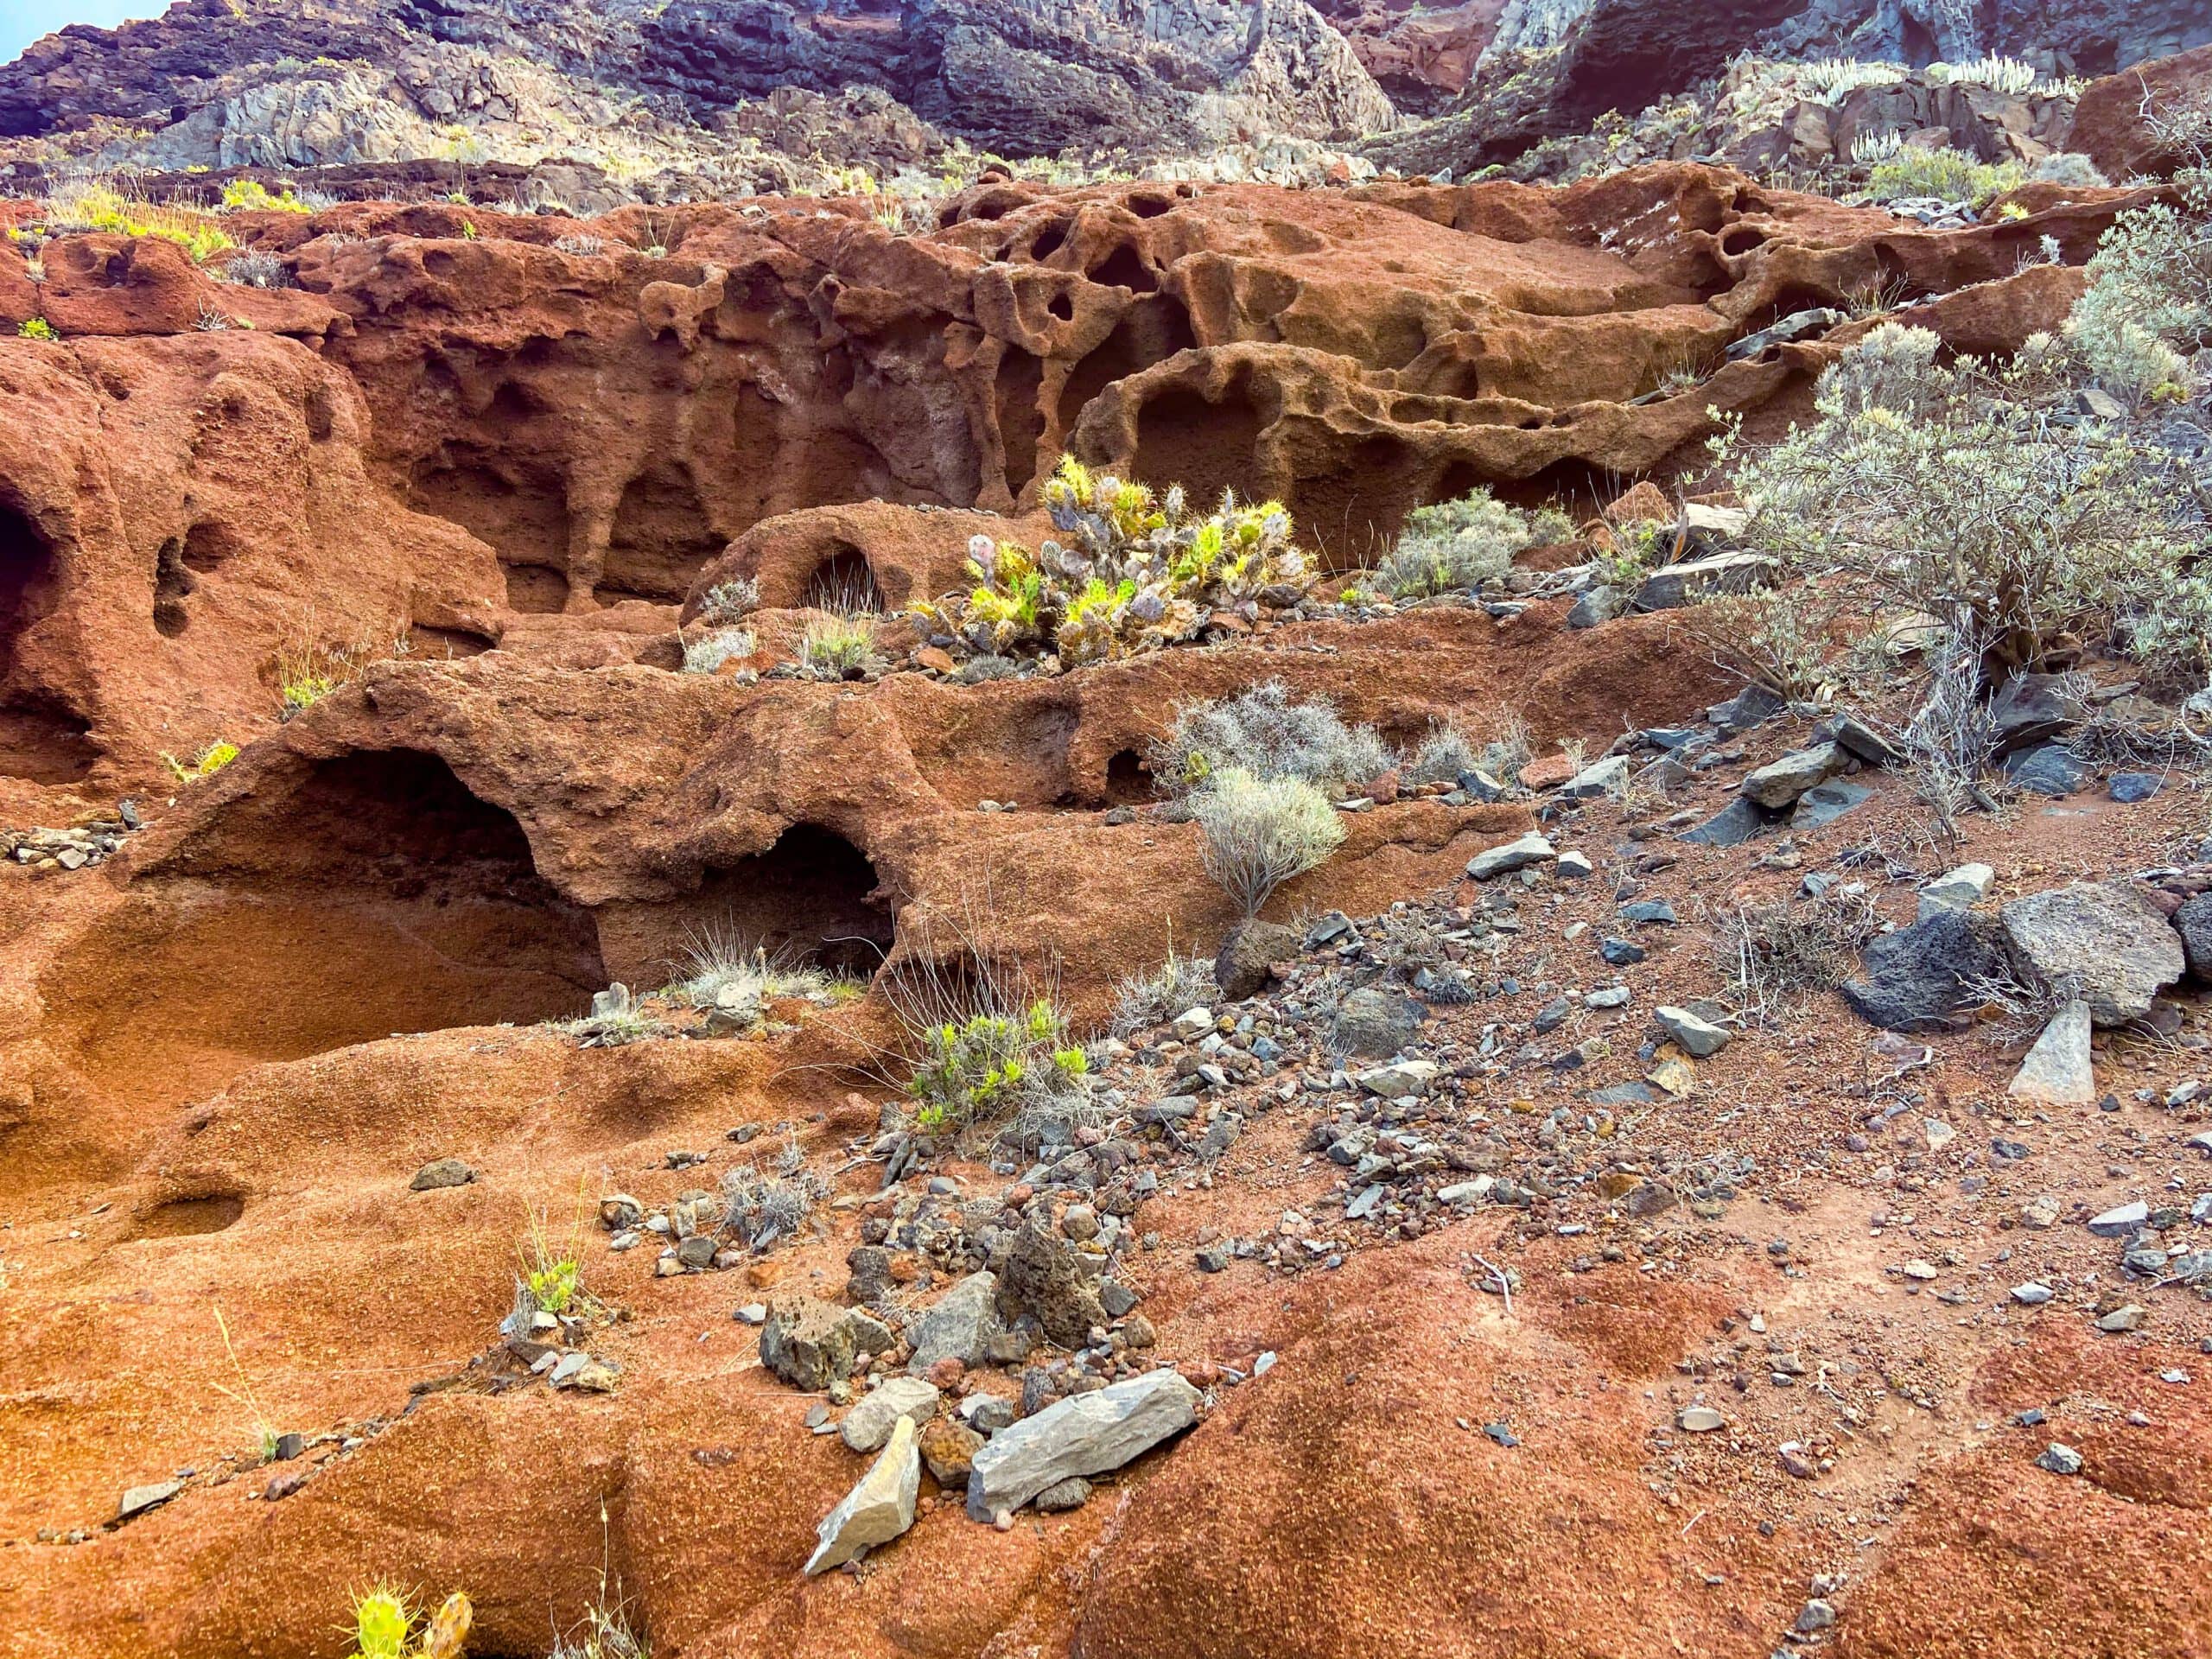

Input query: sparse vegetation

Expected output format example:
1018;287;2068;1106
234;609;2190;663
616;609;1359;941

553;232;607;257
1711;884;1884;1020
666;925;838;1017
1150;680;1389;796
41;177;234;262
219;178;311;213
1402;721;1478;785
519;1188;592;1319
349;1586;471;1659
913;455;1305;664
1372;486;1573;599
16;318;54;340
696;575;760;626
680;626;755;676
219;246;292;287
1192;768;1345;918
1863;148;2023;204
716;1135;825;1253
211;1304;283;1463
1111;945;1216;1035
798;610;880;678
273;626;411;716
163;739;240;782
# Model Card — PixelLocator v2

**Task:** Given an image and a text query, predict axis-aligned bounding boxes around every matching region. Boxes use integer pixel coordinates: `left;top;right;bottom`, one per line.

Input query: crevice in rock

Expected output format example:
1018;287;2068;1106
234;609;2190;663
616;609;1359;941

601;461;727;604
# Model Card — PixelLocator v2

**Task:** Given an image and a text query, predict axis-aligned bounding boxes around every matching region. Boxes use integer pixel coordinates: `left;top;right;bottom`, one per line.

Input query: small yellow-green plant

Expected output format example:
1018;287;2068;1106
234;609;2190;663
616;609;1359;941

799;611;880;678
914;455;1305;665
909;1000;1067;1127
520;1188;591;1317
219;178;311;213
211;1304;285;1463
272;626;410;717
348;1586;472;1659
16;318;54;340
163;740;239;783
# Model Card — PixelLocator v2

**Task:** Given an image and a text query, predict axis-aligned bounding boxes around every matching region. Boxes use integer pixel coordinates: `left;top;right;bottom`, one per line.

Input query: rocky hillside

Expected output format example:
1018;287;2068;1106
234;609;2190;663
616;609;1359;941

1;0;2204;200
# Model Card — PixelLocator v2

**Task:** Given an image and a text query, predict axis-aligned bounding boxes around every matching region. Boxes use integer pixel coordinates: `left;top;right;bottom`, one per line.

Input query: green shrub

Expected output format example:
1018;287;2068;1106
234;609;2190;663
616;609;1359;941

1374;487;1573;598
798;612;879;677
2032;152;2110;188
163;739;239;782
1193;769;1345;918
910;1000;1068;1127
1720;321;2206;677
914;455;1305;664
43;180;233;261
1864;148;2023;203
1151;680;1388;796
16;317;54;340
2069;199;2212;400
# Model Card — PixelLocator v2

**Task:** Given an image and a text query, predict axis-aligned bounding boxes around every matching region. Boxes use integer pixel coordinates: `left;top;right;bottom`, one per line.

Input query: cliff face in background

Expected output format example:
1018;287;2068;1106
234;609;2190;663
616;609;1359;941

3;0;2207;191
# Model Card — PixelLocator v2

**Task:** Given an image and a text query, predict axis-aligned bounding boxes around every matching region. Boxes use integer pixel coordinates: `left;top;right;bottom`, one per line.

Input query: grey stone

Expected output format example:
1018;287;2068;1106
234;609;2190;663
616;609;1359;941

2002;743;2089;798
1708;683;1785;732
996;1230;1105;1348
1990;673;2075;751
1455;767;1510;802
966;1368;1200;1520
1618;899;1677;925
1634;550;1777;610
1679;797;1781;847
1567;584;1624;629
1556;849;1593;879
1560;755;1630;799
112;1479;185;1525
1723;306;1843;360
2012;1282;2055;1305
1917;862;1993;920
1676;1405;1726;1432
2036;1442;2083;1475
1331;987;1425;1058
2088;1200;2148;1237
1790;779;1870;832
1467;830;1556;880
1741;742;1845;809
1599;937;1646;966
1820;714;1903;767
2109;772;2164;803
1585;986;1630;1009
840;1376;942;1452
906;1272;1002;1375
1355;1058;1440;1097
2006;1000;2096;1105
2177;893;2212;982
761;1298;893;1392
408;1157;474;1192
1840;908;2008;1031
2000;882;2186;1026
805;1415;920;1573
1656;1006;1732;1058
1214;919;1300;1001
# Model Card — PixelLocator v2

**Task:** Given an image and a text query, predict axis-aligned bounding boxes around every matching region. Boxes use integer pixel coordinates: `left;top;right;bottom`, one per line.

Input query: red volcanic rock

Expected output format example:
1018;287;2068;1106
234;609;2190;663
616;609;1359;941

2069;44;2212;180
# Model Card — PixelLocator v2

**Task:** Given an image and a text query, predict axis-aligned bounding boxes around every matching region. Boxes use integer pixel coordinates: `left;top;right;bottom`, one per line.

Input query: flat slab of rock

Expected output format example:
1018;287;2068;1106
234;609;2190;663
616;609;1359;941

112;1478;184;1525
1467;830;1555;880
805;1414;919;1574
1918;862;1993;920
967;1367;1200;1521
408;1157;474;1191
2006;1000;2095;1105
1656;1006;1731;1058
1741;742;1844;809
1999;882;2185;1026
1634;550;1774;609
840;1376;942;1452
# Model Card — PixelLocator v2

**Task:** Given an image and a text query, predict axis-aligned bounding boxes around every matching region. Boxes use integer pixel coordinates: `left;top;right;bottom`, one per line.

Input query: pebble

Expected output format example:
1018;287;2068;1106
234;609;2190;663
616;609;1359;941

1677;1406;1726;1433
2035;1442;2083;1476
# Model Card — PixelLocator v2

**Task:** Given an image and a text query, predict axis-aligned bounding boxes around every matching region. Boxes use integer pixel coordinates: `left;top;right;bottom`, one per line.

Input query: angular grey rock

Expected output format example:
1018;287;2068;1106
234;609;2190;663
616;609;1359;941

1679;796;1780;847
1560;755;1630;799
840;1376;942;1452
1917;862;1993;921
2088;1200;2148;1237
966;1368;1200;1520
2177;893;2212;982
1740;741;1845;809
1034;1475;1093;1511
1791;779;1870;832
409;1157;474;1192
1840;908;2008;1032
1566;584;1623;629
1214;919;1300;1001
1331;986;1425;1057
1633;550;1776;609
1355;1058;1440;1096
112;1479;185;1525
1466;830;1556;879
1655;1006;1732;1058
906;1271;1001;1375
2002;742;2090;798
1820;713;1903;767
2108;772;2163;803
805;1415;920;1574
760;1297;893;1391
2000;882;2185;1026
1989;672;2075;750
2006;1000;2095;1105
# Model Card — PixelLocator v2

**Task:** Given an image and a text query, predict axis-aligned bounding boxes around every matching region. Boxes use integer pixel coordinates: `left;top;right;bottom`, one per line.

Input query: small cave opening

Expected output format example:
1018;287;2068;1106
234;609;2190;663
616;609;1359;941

1130;370;1267;522
0;698;97;784
154;536;195;638
682;825;896;981
1090;244;1159;294
1104;747;1152;804
601;462;728;605
409;448;573;606
800;543;884;613
50;748;607;1106
1047;290;1075;323
1028;220;1070;264
1;499;61;685
505;563;571;613
995;346;1047;498
1057;299;1197;436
